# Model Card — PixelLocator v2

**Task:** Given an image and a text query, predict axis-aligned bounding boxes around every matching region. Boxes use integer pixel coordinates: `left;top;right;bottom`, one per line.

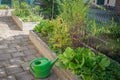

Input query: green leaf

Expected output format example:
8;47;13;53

63;47;74;57
58;62;65;68
99;57;110;70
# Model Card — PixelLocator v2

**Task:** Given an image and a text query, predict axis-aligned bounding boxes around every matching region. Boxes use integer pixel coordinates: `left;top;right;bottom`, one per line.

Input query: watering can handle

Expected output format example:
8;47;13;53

30;58;42;72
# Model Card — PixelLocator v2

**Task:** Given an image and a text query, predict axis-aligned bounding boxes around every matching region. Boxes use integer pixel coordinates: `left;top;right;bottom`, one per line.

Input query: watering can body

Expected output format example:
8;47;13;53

30;57;58;78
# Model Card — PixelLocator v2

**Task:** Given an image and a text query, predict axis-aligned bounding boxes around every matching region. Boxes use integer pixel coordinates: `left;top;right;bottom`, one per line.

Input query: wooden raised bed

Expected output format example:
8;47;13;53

29;30;78;80
0;9;12;16
11;15;38;31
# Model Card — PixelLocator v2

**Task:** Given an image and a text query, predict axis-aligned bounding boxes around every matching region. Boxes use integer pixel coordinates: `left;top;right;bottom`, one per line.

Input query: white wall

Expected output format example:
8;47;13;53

103;0;116;6
109;0;116;7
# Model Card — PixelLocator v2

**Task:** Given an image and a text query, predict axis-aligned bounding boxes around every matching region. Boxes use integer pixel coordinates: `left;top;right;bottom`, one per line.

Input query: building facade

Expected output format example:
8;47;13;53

91;0;120;14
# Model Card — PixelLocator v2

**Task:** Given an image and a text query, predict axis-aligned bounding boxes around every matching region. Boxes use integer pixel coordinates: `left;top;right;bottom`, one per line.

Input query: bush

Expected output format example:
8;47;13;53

0;5;9;9
40;0;63;19
34;20;54;36
12;1;42;22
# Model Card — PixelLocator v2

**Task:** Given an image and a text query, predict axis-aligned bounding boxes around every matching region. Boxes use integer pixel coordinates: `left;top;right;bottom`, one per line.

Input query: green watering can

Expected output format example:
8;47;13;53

30;57;58;78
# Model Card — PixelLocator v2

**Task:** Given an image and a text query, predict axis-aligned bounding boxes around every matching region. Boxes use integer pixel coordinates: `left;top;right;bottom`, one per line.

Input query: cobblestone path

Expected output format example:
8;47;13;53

0;16;58;80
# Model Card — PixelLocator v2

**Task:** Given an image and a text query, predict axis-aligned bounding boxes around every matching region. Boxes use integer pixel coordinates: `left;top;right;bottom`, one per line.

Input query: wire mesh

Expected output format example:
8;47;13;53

84;3;120;63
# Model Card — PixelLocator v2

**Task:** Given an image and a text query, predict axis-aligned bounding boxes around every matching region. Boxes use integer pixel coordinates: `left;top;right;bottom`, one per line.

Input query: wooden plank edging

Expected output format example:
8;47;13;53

29;30;78;80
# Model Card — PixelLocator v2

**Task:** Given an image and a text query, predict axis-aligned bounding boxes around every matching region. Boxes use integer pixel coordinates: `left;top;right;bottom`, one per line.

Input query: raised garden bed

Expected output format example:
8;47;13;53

11;15;38;30
83;35;120;63
29;30;77;80
0;9;12;16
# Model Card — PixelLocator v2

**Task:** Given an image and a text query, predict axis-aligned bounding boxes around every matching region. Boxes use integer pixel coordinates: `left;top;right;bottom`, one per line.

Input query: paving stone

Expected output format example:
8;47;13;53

0;49;7;54
0;54;11;60
6;48;17;53
24;49;38;56
24;55;36;61
6;37;14;40
8;43;18;48
7;75;16;80
16;71;34;80
12;52;24;57
10;57;24;65
21;38;29;42
6;65;23;75
16;46;28;52
0;78;7;80
0;75;16;80
14;36;23;39
21;62;29;71
0;44;8;49
27;45;36;49
0;60;10;67
0;68;7;77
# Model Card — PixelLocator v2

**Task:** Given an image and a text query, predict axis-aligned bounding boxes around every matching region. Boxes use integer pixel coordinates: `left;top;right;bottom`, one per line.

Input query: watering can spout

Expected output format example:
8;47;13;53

50;57;59;69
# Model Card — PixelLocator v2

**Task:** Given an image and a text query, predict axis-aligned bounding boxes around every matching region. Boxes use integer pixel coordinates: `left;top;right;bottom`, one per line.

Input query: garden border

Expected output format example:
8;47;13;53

29;30;78;80
11;15;38;30
0;9;12;16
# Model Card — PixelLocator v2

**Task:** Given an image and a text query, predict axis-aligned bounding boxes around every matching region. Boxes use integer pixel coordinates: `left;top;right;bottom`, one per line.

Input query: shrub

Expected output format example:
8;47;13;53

12;1;42;22
0;5;9;9
34;20;54;36
40;0;63;19
49;18;72;53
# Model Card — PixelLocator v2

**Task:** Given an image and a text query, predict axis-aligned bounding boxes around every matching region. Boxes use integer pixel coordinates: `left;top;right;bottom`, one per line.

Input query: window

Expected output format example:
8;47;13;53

97;0;105;5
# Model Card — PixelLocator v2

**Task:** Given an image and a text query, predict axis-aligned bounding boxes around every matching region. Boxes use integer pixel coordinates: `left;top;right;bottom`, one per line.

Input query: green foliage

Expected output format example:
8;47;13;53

85;20;109;37
34;17;71;54
61;0;90;47
34;20;54;36
61;0;89;27
49;18;72;53
108;24;120;39
12;0;20;8
58;47;120;80
0;5;9;9
12;1;42;22
41;0;63;19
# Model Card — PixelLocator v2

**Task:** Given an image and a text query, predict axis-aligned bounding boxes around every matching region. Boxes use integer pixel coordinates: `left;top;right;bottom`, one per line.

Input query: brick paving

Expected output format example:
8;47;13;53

0;16;59;80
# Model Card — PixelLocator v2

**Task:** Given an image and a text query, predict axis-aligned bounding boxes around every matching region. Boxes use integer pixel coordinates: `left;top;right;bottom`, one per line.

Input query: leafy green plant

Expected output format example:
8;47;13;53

12;1;42;22
34;20;54;36
61;0;89;27
58;47;120;80
108;24;120;39
40;0;63;19
61;0;90;47
0;5;9;9
48;18;72;53
34;17;71;54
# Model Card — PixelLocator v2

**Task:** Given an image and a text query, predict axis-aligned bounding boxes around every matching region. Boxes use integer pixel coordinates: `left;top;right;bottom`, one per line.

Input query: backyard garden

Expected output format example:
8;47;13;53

33;0;120;80
2;0;120;80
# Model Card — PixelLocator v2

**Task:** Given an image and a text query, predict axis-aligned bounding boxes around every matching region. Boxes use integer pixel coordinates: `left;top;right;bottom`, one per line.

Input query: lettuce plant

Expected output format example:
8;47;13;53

58;47;115;80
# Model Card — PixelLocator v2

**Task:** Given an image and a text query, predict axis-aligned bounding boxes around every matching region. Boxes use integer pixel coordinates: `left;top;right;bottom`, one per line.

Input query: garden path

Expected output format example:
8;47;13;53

0;16;59;80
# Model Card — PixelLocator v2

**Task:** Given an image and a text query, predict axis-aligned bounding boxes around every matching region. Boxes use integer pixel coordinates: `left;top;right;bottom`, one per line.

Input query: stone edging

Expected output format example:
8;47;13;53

11;15;38;31
29;30;78;80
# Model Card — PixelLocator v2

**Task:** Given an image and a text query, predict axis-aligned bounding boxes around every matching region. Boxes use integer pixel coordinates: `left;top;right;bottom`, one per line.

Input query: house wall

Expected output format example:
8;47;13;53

92;0;116;7
104;0;116;6
109;0;116;7
115;0;120;14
